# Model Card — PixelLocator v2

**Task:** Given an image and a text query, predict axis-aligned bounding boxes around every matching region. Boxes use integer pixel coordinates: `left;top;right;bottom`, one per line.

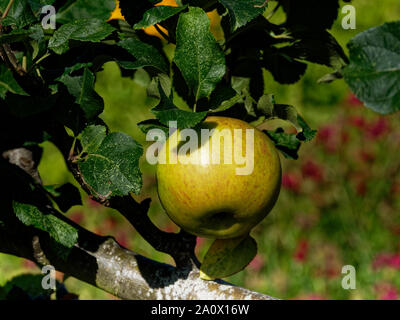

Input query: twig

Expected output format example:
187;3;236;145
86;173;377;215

1;0;15;21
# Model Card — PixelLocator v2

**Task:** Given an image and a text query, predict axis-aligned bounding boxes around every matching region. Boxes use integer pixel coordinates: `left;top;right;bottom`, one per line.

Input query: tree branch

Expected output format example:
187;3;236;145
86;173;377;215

0;223;275;300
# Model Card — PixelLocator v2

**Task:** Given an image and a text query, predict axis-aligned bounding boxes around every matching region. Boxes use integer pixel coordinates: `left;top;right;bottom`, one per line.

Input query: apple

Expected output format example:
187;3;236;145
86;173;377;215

156;116;282;239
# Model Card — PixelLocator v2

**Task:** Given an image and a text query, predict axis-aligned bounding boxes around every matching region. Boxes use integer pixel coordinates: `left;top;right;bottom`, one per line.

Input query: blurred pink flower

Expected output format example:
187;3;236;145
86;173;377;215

359;150;376;163
348;115;366;129
294;240;309;262
196;237;205;247
346;92;363;107
116;231;128;248
375;283;398;300
301;159;324;182
248;255;265;271
317;124;340;153
372;253;400;270
366;117;389;139
282;173;301;193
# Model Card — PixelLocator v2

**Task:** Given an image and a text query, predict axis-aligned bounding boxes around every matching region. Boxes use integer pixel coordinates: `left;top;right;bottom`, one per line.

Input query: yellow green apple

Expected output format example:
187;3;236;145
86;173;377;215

156;116;282;239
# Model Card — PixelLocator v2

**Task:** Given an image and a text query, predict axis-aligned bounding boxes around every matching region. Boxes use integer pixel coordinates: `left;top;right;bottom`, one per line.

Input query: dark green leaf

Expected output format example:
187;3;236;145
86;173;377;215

80;125;107;154
297;115;317;142
265;129;301;160
134;5;187;29
137;119;169;136
174;7;226;101
0;0;36;28
151;83;208;129
119;0;162;26
79;132;143;198
0;29;34;45
279;0;341;30
218;0;267;31
344;21;400;114
57;67;104;120
117;37;169;73
48;18;115;55
57;0;116;23
200;235;257;280
0;64;28;99
12;201;79;249
1;274;56;300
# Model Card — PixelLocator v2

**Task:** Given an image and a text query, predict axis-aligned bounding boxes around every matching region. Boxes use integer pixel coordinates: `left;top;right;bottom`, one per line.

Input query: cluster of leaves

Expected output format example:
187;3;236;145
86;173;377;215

0;0;399;282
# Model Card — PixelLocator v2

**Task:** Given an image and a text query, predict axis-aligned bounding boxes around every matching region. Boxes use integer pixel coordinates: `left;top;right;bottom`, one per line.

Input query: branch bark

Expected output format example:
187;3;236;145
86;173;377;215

1;147;277;300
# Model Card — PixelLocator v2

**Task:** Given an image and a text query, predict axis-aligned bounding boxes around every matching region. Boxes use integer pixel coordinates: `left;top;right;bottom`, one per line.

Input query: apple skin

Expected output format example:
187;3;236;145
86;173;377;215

156;116;282;239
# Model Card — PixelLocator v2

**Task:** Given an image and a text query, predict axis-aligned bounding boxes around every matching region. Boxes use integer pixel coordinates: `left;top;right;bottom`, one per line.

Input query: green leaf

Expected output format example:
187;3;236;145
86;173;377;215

12;201;78;249
147;73;172;99
48;18;115;55
218;0;267;31
79;131;143;198
151;83;208;129
265;129;301;160
134;5;188;29
117;37;169;74
0;0;36;28
209;82;238;111
1;274;57;300
137;119;169;136
57;67;104;120
344;21;400;115
119;0;162;26
297;115;317;142
174;7;226;101
200;235;257;280
0;29;34;45
80;124;107;154
0;64;28;99
56;0;116;23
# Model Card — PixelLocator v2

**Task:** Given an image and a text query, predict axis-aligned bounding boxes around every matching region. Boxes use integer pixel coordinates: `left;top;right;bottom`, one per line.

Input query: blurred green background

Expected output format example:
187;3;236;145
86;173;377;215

1;0;400;300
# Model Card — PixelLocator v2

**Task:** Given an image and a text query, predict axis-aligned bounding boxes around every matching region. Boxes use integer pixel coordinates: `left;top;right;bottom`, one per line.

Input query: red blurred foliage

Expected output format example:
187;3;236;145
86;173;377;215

301;159;324;182
366;117;389;139
356;180;367;196
317;124;340;153
69;210;84;224
348;115;367;129
282;173;301;193
372;253;400;271
116;231;128;248
88;198;102;208
248;255;265;272
375;283;398;300
103;217;118;232
294;240;309;262
196;237;205;247
22;259;37;269
359;150;376;163
295;294;326;300
346;92;364;107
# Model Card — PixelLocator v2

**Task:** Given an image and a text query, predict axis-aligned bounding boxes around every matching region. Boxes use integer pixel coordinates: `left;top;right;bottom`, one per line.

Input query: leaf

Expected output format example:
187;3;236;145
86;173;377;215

280;0;341;30
209;82;237;111
297;115;317;142
344;21;400;115
147;73;172;99
137;119;169;136
0;0;36;28
80;125;107;154
218;0;267;31
57;0;116;23
119;0;162;26
79;131;143;198
0;29;34;45
12;201;78;249
0;64;28;99
265;129;301;160
44;183;82;212
117;37;169;73
134;5;188;29
200;235;257;280
263;47;307;84
1;274;56;300
174;7;226;101
48;18;115;55
57;67;104;120
151;83;208;129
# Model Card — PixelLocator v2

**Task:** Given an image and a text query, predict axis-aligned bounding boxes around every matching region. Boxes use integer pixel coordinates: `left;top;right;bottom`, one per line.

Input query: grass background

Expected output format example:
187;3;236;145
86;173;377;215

1;0;400;300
